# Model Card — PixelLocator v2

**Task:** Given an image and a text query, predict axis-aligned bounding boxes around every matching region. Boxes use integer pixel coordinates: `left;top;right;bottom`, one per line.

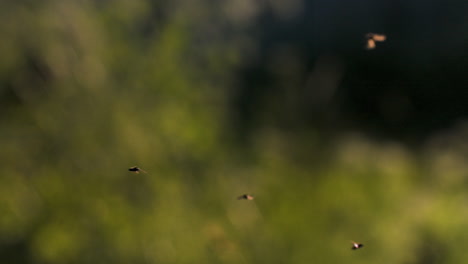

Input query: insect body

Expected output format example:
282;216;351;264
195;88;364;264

237;194;254;200
128;166;147;174
365;33;386;49
351;241;364;250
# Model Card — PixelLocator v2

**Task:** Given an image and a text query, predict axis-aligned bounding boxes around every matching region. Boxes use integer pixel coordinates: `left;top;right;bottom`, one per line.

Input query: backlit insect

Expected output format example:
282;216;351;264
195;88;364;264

128;166;147;174
351;241;364;250
237;194;254;200
365;33;386;50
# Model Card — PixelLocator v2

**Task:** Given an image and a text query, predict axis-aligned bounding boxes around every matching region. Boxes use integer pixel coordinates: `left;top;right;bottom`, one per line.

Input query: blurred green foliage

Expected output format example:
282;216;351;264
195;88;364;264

1;1;468;264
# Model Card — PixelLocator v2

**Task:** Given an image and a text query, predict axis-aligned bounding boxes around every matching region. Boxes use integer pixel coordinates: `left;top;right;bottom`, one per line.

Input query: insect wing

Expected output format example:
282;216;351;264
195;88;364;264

366;39;376;49
372;34;386;42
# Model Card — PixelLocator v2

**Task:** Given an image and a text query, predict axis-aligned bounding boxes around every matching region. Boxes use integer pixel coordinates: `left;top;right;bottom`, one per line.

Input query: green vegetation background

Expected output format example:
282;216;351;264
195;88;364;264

1;1;468;263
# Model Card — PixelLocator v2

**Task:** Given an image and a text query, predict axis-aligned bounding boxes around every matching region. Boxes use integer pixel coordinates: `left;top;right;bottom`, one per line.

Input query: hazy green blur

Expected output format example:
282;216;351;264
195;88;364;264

1;1;468;263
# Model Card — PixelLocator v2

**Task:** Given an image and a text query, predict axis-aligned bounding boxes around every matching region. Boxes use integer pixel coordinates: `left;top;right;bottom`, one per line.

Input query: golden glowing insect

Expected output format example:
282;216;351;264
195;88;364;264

351;241;364;250
237;194;254;200
365;33;386;49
